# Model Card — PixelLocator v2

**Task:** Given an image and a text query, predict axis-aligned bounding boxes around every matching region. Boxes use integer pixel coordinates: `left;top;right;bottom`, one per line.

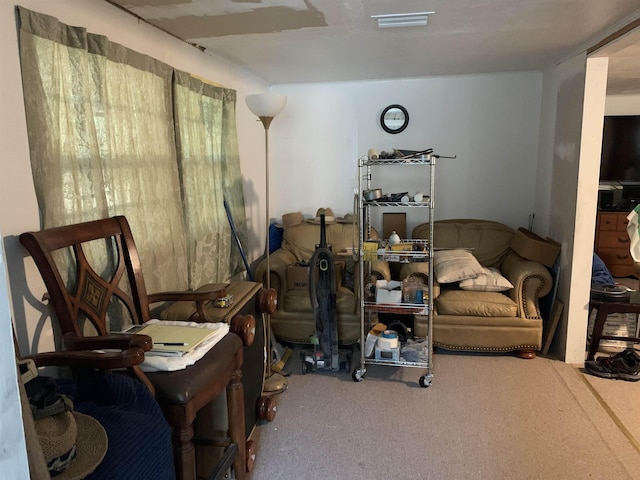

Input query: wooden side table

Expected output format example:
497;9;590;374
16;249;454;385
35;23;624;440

587;298;640;361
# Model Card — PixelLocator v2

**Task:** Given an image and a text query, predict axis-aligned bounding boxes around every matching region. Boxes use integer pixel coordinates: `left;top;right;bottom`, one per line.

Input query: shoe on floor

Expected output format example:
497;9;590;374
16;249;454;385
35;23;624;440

611;347;640;363
585;349;640;381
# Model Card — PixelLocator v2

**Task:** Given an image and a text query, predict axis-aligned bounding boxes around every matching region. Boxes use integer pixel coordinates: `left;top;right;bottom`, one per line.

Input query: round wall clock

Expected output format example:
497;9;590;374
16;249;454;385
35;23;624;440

380;104;409;134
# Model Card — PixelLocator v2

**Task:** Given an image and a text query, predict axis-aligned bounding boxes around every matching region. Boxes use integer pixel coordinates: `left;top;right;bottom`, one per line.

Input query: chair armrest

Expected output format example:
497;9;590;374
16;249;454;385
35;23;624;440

147;289;227;303
230;314;256;346
257;287;277;314
24;347;145;369
148;289;227;323
63;332;153;352
501;252;553;319
255;249;297;309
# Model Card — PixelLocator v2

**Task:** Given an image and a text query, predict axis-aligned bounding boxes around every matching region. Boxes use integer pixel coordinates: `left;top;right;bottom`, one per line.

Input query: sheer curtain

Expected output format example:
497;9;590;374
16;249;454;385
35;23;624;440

173;72;249;287
17;8;245;292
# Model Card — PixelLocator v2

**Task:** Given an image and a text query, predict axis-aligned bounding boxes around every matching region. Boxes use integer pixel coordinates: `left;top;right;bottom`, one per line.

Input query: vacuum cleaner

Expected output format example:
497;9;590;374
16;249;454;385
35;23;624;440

301;209;351;374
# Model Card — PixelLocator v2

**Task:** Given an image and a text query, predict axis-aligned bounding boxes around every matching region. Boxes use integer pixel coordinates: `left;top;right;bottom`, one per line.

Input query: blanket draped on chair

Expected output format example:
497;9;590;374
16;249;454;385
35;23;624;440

57;371;175;480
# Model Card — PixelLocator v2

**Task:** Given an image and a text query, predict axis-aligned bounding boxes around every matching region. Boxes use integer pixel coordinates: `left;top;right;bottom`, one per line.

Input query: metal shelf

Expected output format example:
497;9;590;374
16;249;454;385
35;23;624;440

362;155;434;166
363;302;429;315
363;200;430;207
355;150;438;388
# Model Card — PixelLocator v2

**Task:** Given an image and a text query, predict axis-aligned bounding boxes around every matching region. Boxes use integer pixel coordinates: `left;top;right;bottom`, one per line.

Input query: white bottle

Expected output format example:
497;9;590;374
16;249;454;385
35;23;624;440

389;231;401;245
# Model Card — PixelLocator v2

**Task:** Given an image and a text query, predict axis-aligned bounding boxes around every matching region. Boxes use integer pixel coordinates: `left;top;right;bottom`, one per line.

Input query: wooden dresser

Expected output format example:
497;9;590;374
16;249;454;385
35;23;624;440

595;211;634;277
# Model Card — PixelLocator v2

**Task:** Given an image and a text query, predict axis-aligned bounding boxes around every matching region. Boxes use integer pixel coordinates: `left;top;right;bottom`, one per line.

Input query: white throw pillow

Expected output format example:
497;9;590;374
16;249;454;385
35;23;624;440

459;267;514;292
433;249;484;284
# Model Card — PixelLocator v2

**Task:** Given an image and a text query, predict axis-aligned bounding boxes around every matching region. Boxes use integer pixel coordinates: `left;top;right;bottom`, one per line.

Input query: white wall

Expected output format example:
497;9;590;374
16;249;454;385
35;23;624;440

271;72;543;236
0;235;28;478
542;54;586;361
539;53;609;364
568;58;609;364
605;94;640;115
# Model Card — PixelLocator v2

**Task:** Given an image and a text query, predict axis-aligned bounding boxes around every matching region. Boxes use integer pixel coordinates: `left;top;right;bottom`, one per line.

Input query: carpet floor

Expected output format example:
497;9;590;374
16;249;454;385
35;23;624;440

246;347;640;480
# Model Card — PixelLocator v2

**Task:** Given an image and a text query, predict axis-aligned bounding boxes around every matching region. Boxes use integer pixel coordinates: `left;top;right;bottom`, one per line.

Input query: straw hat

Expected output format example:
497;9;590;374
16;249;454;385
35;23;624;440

337;213;356;224
277;211;304;228
35;410;108;480
307;208;336;224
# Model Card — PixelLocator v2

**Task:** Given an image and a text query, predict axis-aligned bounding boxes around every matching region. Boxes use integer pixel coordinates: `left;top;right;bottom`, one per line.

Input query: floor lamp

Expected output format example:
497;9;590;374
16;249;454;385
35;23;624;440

246;93;287;394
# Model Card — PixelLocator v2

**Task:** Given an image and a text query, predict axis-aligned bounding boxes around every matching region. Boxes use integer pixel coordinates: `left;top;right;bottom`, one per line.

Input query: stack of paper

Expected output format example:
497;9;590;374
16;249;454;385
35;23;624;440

124;320;230;372
134;323;217;356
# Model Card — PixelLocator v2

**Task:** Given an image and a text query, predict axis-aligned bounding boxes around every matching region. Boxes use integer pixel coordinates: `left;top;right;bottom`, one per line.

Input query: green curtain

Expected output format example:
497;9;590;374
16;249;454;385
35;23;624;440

17;7;245;292
173;71;249;286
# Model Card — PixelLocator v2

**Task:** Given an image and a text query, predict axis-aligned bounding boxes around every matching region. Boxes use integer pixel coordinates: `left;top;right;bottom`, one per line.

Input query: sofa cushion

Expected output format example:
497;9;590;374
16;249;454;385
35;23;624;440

433;249;484;284
436;290;517;317
459;267;513;292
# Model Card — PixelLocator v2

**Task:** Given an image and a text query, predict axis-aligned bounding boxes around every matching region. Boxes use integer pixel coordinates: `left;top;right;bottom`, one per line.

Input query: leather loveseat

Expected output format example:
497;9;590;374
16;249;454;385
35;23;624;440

410;219;553;358
255;211;387;345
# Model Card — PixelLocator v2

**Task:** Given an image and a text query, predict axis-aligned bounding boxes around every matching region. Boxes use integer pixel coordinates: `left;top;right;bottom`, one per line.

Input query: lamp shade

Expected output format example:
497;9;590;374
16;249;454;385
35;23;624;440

246;93;287;118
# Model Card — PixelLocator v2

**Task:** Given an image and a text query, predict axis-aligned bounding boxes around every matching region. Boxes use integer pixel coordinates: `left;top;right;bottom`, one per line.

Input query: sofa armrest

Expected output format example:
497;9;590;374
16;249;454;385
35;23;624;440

398;263;441;298
501;252;552;319
255;249;298;309
370;260;391;281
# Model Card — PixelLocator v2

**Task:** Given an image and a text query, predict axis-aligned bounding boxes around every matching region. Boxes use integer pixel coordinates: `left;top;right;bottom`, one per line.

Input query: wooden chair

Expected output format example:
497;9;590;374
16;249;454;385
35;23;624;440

19;215;253;480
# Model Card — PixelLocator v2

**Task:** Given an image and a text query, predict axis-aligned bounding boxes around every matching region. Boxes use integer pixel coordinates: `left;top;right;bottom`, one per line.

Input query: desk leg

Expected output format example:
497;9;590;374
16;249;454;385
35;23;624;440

587;305;608;361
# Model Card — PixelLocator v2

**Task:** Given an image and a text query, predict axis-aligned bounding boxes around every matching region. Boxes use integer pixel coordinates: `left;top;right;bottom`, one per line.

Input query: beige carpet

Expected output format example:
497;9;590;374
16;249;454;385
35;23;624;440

247;348;640;480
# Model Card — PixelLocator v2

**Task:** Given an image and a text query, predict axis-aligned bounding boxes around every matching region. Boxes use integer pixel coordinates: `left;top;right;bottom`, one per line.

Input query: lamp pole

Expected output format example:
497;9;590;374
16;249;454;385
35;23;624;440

246;93;287;394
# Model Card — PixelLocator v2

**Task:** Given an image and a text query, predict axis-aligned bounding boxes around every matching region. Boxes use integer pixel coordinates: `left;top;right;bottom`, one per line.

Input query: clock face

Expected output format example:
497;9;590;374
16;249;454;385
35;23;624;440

380;104;409;134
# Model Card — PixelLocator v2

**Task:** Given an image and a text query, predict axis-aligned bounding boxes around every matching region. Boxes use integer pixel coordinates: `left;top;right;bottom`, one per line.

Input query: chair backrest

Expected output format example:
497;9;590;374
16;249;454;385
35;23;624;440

20;216;152;337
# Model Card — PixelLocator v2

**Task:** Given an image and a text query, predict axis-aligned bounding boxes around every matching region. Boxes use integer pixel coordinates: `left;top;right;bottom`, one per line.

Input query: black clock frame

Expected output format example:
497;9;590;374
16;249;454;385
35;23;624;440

380;104;409;134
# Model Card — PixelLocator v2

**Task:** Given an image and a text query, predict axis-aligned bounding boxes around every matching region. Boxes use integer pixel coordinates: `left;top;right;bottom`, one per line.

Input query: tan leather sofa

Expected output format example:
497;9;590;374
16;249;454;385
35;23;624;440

411;219;553;358
255;217;387;345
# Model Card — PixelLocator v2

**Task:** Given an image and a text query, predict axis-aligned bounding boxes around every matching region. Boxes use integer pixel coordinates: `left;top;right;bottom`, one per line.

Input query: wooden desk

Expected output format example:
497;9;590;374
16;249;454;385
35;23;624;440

587;298;640;361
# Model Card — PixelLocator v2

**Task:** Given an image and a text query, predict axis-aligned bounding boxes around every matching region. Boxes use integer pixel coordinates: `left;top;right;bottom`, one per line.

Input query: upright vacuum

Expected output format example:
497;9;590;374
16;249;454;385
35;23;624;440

301;209;351;374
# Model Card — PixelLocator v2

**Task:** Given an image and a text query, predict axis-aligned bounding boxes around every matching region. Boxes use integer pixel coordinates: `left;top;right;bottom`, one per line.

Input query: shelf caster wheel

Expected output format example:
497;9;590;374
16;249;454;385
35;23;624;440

419;375;432;388
352;368;365;382
257;395;278;422
246;439;256;472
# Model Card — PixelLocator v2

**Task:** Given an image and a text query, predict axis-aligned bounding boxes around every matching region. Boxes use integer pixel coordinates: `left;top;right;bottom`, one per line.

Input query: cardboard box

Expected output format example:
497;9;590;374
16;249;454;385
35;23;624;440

375;280;402;304
364;322;387;357
287;265;310;290
510;228;561;267
383;212;406;240
287;261;344;290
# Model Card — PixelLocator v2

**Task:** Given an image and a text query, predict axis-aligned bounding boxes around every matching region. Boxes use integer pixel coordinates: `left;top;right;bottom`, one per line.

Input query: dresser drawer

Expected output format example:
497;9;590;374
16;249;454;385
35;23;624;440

597;247;633;267
617;215;630;230
598;212;619;230
596;211;634;277
597;231;631;249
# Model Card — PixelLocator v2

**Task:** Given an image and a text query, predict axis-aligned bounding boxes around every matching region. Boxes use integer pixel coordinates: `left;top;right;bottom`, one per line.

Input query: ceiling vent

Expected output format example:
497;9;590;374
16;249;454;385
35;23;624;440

372;11;434;28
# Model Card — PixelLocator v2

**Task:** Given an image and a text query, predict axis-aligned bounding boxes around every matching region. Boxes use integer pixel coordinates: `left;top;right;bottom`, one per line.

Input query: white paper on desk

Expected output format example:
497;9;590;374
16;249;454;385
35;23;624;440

139;319;229;372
